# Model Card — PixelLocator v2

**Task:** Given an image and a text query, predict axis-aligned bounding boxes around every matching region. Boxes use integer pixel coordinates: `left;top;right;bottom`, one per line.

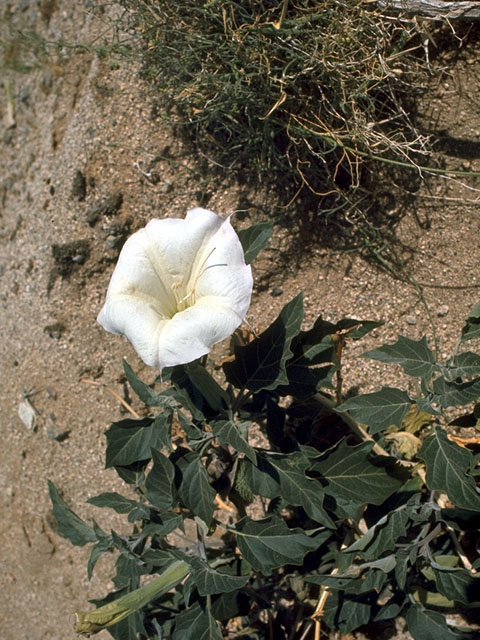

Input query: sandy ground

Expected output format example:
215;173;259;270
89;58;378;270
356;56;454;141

1;3;480;639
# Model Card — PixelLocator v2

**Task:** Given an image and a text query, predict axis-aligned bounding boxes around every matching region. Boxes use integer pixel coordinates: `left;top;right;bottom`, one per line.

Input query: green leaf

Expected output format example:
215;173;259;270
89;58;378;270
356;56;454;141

87;492;149;521
264;454;335;528
311;440;402;506
322;589;372;634
460;301;480;343
145;449;176;509
152;411;173;450
105;418;159;468
48;480;96;546
429;561;480;606
184;363;230;413
448;352;480;378
406;605;470;640
87;530;114;579
211;420;256;463
237;220;273;265
187;557;249;596
417;428;480;511
123;360;176;408
234;515;320;575
430;376;480;409
363;336;436;379
223;293;303;392
241;455;281;499
337;387;412;434
173;602;222;640
179;456;216;525
345;508;409;560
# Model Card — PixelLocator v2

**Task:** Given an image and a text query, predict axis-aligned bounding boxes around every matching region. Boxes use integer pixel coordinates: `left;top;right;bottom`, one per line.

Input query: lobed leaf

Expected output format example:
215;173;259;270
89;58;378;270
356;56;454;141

211;419;256;463
233;515;321;575
417;428;480;511
363;335;437;380
406;605;471;640
105;418;159;468
460;301;480;343
172;602;222;640
337;386;412;434
223;293;303;392
346;507;410;560
310;440;402;507
237;220;273;265
187;556;249;596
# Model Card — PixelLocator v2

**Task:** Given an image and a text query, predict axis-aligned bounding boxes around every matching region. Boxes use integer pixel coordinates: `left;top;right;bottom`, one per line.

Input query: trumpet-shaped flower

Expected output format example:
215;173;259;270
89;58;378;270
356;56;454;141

97;208;253;372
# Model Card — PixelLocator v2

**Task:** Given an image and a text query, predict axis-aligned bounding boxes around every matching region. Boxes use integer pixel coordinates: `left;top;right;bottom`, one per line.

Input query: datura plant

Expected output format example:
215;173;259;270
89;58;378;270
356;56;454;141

50;213;480;640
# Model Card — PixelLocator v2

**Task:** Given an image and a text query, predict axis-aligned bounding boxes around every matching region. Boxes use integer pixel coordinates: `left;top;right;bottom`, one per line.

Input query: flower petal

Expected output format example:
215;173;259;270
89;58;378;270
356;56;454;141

156;296;248;370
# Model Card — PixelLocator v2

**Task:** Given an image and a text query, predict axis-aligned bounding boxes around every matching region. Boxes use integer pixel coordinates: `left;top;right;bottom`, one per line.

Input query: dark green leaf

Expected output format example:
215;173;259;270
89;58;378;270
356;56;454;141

240;455;280;499
184;363;230;413
223;293;303;392
322;589;372;634
173;602;222;640
87;492;149;520
431;376;480;408
363;336;436;379
108;610;146;640
406;605;471;640
105;418;158;468
311;441;402;506
212;420;256;463
152;411;173;450
179;456;216;525
145;449;176;509
187;557;249;596
234;515;320;575
48;480;96;546
448;352;480;379
418;428;480;511
114;460;148;487
87;532;114;579
430;562;480;605
337;387;412;434
346;508;409;560
460;301;480;343
264;454;335;528
123;360;176;408
237;220;273;265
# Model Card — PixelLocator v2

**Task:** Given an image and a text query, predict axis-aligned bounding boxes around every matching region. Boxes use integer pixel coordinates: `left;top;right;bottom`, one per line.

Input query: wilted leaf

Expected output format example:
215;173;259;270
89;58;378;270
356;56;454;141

363;336;437;380
402;404;432;434
385;431;422;460
337;387;412;435
48;480;96;546
223;293;303;392
237;220;273;265
418;428;480;511
234;515;321;575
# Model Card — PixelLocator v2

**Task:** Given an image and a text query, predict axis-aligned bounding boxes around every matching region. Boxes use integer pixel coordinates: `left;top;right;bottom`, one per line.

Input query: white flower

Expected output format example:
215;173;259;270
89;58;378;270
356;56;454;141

97;208;253;372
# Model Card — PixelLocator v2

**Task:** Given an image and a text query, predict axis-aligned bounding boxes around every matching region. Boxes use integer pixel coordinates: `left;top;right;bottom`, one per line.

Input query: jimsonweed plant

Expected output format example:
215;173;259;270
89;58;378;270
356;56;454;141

50;211;480;640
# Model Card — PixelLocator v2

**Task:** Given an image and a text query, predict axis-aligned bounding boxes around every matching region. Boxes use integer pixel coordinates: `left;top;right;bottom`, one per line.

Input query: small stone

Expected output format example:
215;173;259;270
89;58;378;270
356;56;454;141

437;305;449;318
18;398;36;431
43;322;65;339
270;287;283;297
161;179;173;192
405;315;417;325
85;192;123;226
71;170;86;201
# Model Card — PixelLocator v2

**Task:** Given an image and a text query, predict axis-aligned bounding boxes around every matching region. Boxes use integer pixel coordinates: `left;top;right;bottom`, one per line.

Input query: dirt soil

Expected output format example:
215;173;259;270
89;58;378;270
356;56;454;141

1;3;480;640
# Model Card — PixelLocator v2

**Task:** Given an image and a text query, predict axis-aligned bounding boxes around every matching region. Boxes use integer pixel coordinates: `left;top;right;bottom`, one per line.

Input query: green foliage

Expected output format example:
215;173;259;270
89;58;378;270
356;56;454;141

49;258;480;639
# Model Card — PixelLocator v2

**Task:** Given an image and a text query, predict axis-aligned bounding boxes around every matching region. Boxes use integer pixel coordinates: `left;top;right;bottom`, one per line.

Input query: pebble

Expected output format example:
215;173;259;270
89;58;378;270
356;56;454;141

405;315;417;325
270;287;283;297
437;305;449;317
